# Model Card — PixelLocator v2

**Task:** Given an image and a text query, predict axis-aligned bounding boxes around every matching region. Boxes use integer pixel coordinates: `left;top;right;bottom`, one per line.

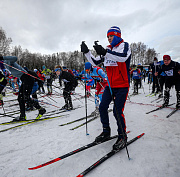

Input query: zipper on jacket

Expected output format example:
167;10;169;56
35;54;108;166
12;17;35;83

119;70;125;81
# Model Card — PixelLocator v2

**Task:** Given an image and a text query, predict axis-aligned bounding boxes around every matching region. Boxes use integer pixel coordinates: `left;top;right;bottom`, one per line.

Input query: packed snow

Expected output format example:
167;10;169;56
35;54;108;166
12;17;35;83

0;79;180;177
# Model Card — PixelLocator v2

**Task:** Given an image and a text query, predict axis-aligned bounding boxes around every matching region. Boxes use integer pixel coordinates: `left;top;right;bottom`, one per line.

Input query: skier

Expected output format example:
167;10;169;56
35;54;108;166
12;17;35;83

149;57;161;94
81;68;94;97
0;68;7;106
0;56;46;121
155;55;180;108
84;62;108;111
55;65;78;110
158;60;166;98
81;26;131;150
130;65;141;94
42;65;53;95
62;66;74;76
35;69;45;93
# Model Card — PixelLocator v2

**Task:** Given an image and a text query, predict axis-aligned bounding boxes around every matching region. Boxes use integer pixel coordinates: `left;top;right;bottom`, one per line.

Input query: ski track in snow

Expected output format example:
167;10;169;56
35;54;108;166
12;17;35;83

0;79;180;177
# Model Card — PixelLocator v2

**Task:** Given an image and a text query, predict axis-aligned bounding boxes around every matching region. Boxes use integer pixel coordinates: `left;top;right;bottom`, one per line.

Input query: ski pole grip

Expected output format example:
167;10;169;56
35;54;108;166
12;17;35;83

94;40;99;46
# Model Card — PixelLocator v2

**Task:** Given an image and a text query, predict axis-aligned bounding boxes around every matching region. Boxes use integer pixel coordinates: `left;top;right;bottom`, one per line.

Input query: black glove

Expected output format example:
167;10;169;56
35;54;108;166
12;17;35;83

93;45;107;56
81;42;89;54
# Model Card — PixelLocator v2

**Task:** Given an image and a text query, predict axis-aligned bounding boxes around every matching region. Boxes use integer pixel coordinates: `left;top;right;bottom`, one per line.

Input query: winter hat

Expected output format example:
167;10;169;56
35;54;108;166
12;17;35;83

85;62;91;70
163;55;171;61
62;66;67;69
107;26;121;37
154;57;158;61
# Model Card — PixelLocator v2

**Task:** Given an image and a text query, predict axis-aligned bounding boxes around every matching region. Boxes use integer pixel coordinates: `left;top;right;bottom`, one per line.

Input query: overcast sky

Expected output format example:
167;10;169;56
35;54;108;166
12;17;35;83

0;0;180;62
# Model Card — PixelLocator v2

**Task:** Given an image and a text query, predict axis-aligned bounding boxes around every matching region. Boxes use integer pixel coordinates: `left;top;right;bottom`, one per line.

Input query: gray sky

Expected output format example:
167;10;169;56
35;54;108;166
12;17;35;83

0;0;180;61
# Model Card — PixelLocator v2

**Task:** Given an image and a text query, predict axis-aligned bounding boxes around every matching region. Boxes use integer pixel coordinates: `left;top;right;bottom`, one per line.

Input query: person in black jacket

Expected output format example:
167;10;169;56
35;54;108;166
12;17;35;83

149;57;161;94
155;55;180;108
0;69;7;106
55;65;78;110
0;56;46;121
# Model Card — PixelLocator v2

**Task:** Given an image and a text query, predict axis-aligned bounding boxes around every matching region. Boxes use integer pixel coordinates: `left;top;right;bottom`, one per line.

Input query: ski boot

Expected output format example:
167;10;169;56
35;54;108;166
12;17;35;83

68;100;73;110
13;114;27;122
95;127;111;143
162;88;170;107
61;104;68;110
158;92;163;99
68;104;73;110
36;107;46;119
113;136;127;151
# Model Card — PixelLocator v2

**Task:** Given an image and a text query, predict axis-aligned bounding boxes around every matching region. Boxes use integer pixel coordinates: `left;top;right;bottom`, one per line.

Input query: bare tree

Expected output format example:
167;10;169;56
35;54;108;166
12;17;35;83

0;27;12;55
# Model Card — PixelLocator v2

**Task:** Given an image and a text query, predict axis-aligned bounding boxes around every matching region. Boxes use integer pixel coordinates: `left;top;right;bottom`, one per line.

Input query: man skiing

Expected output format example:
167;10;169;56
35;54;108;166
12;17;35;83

81;26;131;150
155;55;180;108
130;65;141;94
83;62;108;110
55;65;78;110
0;56;46;121
149;57;161;94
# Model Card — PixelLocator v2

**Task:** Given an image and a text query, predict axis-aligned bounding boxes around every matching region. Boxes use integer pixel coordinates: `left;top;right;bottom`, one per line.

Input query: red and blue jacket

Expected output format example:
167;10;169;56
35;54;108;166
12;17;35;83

85;41;131;88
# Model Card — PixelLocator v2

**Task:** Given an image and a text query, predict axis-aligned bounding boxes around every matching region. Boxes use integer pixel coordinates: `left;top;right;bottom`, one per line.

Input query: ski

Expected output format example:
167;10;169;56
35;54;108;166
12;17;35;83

0;114;66;132
76;133;145;177
70;116;99;130
166;108;179;118
0;106;81;125
28;131;131;170
69;109;113;130
156;98;163;103
129;93;140;97
145;93;154;97
151;97;162;103
146;103;175;114
59;109;110;127
4;98;18;102
59;112;97;126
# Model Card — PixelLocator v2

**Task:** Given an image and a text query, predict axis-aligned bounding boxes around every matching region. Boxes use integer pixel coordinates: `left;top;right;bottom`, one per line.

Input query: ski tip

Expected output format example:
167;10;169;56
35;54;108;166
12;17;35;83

28;157;61;170
76;174;84;177
137;133;145;138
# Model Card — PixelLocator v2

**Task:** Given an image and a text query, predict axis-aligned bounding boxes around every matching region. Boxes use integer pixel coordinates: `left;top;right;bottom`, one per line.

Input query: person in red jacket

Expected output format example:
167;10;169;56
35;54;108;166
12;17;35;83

81;26;131;150
35;69;45;93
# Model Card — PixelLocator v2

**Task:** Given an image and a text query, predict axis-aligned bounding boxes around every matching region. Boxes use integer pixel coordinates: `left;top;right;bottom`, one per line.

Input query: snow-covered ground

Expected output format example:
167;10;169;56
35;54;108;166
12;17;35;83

0;79;179;177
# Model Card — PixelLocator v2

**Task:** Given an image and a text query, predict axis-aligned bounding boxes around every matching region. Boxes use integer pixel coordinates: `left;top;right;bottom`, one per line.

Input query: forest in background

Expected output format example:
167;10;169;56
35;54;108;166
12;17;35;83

0;26;157;71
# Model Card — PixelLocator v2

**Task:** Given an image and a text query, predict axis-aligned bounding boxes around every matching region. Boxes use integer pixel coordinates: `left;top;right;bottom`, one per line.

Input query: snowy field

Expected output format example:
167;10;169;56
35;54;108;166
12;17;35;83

0;79;180;177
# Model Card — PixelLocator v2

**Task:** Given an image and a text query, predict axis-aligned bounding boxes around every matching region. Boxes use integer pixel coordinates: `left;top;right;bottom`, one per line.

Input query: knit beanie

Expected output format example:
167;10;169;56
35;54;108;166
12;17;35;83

107;26;121;37
163;55;171;61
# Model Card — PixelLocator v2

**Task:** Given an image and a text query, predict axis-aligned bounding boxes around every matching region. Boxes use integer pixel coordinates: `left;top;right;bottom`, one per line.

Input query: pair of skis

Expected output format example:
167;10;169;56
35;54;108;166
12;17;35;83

0;114;66;133
146;103;179;118
0;106;82;132
59;109;112;130
28;132;145;177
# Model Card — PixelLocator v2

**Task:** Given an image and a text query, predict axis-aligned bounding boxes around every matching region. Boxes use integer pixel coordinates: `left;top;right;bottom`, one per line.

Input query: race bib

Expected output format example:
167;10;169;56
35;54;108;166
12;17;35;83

165;69;173;76
104;59;118;66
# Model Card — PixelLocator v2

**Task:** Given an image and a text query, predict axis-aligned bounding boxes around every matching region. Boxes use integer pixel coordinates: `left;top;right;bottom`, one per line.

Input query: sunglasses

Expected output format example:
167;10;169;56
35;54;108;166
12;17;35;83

55;68;61;72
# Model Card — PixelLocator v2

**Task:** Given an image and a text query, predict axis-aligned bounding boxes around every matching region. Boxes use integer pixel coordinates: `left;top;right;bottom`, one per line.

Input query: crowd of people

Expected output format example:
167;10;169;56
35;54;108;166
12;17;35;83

0;25;179;151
